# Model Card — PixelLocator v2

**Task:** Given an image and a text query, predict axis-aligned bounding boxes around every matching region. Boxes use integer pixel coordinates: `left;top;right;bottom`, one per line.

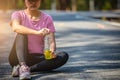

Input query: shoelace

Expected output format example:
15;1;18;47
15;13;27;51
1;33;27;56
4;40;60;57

20;65;30;74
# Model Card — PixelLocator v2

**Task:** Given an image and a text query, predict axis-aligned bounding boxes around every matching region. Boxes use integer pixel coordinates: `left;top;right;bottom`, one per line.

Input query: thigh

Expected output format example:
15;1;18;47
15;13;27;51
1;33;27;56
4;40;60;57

26;54;45;66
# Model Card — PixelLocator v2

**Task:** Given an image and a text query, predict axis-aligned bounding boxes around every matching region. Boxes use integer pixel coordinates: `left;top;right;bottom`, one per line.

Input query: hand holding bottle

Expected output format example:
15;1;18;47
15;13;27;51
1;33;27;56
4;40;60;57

44;34;57;60
37;28;50;36
50;52;57;59
44;50;57;60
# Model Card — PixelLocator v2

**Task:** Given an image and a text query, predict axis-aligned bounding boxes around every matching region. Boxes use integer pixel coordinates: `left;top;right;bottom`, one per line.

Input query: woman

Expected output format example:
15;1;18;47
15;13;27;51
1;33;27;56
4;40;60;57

9;0;69;79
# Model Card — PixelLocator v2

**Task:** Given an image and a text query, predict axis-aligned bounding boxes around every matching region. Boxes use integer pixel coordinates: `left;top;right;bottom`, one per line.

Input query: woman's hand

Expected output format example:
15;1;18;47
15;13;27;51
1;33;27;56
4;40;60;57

37;28;50;36
51;52;57;58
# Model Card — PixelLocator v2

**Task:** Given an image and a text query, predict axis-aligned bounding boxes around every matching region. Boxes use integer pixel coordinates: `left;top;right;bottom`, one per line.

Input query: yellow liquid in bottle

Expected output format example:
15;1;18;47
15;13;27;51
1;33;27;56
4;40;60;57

44;50;52;60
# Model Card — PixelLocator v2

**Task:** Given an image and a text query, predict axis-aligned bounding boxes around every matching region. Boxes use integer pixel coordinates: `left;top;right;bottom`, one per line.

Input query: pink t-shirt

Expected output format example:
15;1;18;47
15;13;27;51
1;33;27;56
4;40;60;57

11;10;55;54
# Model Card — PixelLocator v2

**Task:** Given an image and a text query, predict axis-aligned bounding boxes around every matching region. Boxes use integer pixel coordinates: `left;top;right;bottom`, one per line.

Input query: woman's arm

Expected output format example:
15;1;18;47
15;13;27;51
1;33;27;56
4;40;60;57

49;32;56;53
11;19;49;36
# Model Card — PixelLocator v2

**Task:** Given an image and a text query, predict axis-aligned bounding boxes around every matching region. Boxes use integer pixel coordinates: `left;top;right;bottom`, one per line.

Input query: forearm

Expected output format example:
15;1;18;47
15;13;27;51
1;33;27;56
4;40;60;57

50;42;56;53
12;24;39;35
49;33;56;53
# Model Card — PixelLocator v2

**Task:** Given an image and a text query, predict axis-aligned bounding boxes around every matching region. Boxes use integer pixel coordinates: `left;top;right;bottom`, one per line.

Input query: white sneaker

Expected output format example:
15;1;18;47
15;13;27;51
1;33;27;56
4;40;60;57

19;65;31;80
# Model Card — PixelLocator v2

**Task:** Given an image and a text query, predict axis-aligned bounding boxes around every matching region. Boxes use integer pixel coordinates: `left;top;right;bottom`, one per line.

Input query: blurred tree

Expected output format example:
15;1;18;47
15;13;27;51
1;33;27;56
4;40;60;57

12;0;17;9
0;0;7;11
17;0;24;9
0;0;118;11
112;0;118;9
118;0;120;9
51;0;56;10
71;0;77;11
89;0;95;11
95;0;117;10
40;0;51;10
57;0;71;11
102;0;112;10
77;0;89;11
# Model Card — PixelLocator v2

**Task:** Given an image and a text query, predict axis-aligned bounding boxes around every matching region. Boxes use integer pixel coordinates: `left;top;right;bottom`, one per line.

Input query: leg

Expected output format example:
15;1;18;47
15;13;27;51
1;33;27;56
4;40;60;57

26;54;45;67
30;51;69;72
15;34;28;64
9;34;28;67
9;38;19;68
9;34;31;79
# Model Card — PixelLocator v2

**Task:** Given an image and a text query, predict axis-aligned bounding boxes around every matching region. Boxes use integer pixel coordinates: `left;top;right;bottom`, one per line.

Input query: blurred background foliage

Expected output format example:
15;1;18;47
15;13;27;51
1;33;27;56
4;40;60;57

0;0;119;11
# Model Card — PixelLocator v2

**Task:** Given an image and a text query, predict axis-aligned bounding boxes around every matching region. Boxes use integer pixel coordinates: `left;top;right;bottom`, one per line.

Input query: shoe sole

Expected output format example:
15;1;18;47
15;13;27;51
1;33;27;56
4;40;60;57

20;74;31;80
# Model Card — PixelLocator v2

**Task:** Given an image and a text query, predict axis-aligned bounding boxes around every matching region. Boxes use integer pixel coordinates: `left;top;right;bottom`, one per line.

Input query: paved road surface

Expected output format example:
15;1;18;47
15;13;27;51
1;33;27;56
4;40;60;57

0;11;120;80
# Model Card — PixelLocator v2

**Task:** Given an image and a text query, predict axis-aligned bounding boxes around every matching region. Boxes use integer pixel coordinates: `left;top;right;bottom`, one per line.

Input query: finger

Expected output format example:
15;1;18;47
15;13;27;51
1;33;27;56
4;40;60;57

52;54;57;58
45;28;50;33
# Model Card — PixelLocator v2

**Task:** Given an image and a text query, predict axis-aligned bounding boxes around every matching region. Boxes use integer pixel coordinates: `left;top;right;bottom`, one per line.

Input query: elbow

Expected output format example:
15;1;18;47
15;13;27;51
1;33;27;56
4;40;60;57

13;28;20;33
12;27;17;32
13;29;17;33
12;26;19;33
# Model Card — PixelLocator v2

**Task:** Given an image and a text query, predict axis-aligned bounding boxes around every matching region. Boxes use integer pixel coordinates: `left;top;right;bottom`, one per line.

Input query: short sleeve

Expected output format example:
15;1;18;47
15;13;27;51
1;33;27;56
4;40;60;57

11;11;21;21
47;16;56;32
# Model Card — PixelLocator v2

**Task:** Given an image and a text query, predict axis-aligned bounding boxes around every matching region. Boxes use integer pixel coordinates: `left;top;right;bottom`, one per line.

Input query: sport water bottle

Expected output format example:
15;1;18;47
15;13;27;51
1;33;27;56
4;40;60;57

44;35;52;60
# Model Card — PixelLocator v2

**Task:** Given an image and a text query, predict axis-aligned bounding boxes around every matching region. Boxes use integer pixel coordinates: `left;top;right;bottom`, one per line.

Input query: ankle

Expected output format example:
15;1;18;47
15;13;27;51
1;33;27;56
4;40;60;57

20;62;26;66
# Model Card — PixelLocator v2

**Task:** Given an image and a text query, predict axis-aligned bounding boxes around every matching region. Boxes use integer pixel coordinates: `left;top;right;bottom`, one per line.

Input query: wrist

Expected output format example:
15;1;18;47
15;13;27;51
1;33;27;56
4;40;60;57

35;31;43;36
51;50;56;54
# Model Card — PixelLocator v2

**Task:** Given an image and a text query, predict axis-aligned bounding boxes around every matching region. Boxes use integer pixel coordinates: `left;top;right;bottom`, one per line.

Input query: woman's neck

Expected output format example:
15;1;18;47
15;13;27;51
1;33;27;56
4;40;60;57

25;9;41;21
25;9;40;16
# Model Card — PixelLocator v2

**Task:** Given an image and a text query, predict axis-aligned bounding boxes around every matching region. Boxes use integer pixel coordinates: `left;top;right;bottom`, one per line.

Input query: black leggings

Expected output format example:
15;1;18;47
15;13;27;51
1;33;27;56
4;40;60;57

9;34;69;72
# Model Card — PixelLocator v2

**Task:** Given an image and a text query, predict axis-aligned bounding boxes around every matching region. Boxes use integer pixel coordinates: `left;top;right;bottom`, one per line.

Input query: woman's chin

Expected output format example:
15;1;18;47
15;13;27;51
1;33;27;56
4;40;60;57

29;8;38;11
